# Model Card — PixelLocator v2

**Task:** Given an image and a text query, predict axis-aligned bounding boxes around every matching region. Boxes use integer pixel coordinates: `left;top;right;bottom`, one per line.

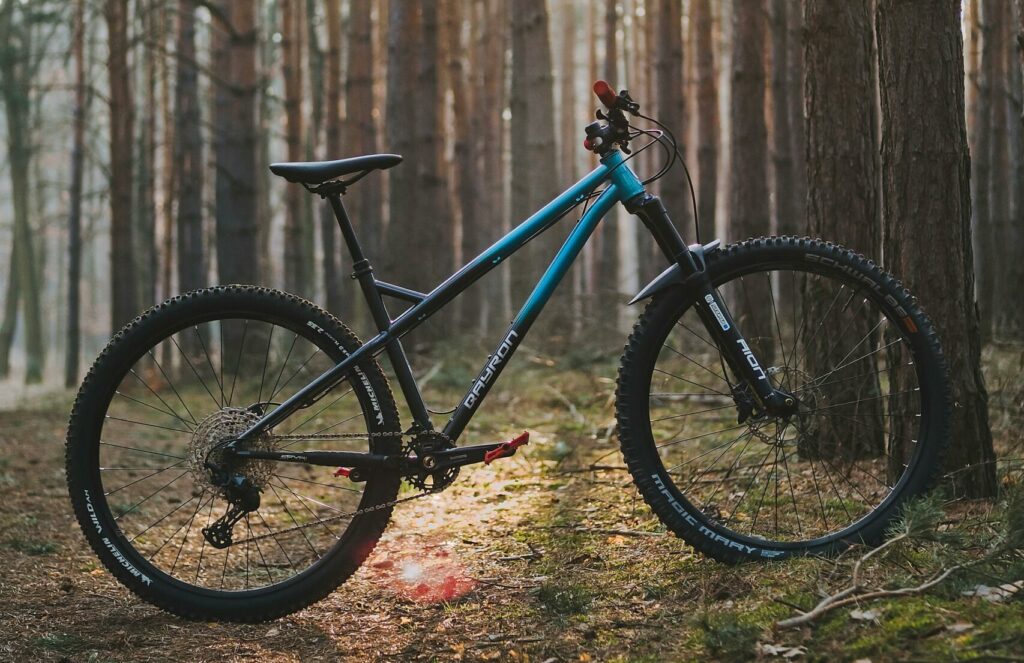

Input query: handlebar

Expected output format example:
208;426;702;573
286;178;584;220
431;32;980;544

585;81;640;154
593;80;618;109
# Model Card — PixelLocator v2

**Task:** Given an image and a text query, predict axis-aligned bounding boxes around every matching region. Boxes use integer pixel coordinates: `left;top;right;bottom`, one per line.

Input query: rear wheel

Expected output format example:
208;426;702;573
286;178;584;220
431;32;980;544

616;237;949;562
66;286;401;621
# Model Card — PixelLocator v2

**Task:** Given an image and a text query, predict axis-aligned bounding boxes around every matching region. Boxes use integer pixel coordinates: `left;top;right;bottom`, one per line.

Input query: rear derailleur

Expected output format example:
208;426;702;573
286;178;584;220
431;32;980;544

201;471;261;550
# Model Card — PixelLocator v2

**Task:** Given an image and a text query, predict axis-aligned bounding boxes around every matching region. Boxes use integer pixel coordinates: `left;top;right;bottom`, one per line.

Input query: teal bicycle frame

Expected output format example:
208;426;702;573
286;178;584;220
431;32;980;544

230;147;792;467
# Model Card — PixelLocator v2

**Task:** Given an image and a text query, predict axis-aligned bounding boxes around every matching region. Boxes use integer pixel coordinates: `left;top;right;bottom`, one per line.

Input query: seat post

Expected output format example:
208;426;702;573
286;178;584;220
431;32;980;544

327;193;367;264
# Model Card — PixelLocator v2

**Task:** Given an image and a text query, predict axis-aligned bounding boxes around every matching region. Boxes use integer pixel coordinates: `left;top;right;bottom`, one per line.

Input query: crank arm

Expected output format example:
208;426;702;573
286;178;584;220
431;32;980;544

426;432;530;472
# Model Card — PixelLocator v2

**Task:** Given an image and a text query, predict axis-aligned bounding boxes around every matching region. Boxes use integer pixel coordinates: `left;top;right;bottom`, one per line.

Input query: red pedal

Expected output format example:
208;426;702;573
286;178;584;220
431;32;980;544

333;467;351;478
484;432;530;465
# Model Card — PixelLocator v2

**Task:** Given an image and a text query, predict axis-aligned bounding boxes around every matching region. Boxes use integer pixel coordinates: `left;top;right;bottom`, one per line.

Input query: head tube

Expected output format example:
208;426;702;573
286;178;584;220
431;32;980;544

601;150;646;202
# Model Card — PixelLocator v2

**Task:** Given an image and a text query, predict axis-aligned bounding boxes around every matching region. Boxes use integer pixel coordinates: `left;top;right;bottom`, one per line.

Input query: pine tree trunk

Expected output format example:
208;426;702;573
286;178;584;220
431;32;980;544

136;0;158;309
106;0;138;330
787;0;807;234
693;0;718;243
802;0;883;459
973;0;995;339
988;3;1012;338
1007;0;1024;337
729;0;773;362
345;0;381;269
175;0;204;295
510;0;559;307
322;0;343;317
282;0;310;296
770;0;797;237
213;1;260;287
478;0;509;332
385;1;421;293
66;0;88;387
876;0;997;498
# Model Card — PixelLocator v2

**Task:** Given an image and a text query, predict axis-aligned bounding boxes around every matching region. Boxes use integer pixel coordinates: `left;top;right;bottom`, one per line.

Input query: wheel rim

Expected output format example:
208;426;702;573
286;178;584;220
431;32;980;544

91;313;388;592
646;263;928;546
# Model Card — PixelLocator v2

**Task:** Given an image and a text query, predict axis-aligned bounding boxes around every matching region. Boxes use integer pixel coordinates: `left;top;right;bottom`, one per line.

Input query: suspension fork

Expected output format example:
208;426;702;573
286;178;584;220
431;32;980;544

627;194;796;415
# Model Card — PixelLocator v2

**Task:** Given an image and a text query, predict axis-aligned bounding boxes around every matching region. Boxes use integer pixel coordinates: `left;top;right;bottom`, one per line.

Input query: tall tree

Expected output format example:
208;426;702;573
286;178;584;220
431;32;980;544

345;0;382;268
322;0;343;316
66;0;90;387
770;0;798;237
729;0;773;359
692;0;718;241
0;0;47;381
417;0;452;288
282;0;310;296
988;2;1012;338
787;0;807;233
478;0;510;330
213;1;261;287
106;0;138;329
802;0;883;457
876;0;997;497
174;0;205;295
973;0;995;338
509;0;559;306
135;0;158;309
385;1;421;290
1007;0;1024;337
594;0;620;320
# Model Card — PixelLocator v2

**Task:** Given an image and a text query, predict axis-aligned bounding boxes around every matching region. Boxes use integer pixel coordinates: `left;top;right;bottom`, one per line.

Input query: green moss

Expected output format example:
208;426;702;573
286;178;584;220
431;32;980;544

536;581;593;615
699;612;763;662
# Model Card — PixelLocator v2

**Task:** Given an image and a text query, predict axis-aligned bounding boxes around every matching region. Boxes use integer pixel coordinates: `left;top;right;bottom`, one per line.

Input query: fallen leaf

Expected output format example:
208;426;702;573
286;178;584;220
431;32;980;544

946;622;974;634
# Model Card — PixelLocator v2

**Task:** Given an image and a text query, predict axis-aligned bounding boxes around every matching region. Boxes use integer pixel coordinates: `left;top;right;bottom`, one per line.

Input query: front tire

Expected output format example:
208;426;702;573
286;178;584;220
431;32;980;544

616;237;949;562
67;286;402;621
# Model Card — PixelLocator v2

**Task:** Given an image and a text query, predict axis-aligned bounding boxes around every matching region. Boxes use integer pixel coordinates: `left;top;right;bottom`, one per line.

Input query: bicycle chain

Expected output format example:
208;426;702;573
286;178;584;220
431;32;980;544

229;429;448;546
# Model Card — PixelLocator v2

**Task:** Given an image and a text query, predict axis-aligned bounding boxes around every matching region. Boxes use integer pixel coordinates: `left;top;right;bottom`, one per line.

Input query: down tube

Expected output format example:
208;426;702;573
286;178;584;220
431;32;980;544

443;185;624;441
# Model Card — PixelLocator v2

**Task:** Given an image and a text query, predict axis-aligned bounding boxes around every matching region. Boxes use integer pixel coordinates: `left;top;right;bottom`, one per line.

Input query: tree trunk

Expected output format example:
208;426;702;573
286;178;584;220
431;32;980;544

106;0;138;330
802;0;883;459
345;0;382;271
787;0;807;235
693;0;718;243
385;1;421;292
213;1;261;288
175;0;205;295
770;0;797;237
0;2;44;382
136;0;158;309
66;0;88;387
282;0;310;296
988;3;1012;339
322;0;344;316
973;0;995;339
593;0;621;326
1007;0;1024;337
876;0;997;498
478;0;509;332
729;0;773;362
509;0;560;309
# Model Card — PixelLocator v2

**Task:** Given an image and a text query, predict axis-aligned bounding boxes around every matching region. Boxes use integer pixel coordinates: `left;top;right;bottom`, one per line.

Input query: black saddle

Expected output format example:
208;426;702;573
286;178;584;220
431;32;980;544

269;154;402;185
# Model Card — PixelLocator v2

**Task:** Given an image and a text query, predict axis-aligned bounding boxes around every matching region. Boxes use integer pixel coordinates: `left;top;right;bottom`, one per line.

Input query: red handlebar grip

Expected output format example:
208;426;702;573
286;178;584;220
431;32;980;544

593;80;617;108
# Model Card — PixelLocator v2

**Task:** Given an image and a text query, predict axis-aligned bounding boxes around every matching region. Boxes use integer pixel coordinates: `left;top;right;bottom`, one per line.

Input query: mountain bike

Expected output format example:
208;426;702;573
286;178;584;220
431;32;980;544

67;81;949;621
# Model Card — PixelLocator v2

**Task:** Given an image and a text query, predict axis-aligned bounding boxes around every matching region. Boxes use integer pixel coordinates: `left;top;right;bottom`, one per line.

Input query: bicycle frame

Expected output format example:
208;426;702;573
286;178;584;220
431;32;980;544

232;148;792;459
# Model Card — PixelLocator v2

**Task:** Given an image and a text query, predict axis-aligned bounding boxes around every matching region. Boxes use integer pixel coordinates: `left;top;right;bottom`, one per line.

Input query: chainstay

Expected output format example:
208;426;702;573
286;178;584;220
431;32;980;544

229;430;449;545
229;486;439;546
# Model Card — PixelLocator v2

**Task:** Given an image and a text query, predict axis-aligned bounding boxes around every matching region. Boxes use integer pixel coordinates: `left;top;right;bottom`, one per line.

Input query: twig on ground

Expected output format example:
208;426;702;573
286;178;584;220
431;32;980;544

542;524;666;538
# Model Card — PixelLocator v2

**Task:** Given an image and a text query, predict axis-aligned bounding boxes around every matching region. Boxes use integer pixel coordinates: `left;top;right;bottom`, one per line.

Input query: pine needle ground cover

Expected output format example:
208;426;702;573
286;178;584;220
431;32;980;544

1;344;1022;662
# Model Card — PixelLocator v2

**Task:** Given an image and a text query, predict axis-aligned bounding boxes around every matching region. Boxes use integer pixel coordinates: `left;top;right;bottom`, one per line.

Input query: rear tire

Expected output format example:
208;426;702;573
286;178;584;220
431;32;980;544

67;286;402;621
616;237;949;562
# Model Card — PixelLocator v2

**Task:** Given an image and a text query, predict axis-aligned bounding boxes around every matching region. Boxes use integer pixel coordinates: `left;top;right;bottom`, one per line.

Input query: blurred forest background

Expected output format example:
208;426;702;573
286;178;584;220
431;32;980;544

0;0;1022;492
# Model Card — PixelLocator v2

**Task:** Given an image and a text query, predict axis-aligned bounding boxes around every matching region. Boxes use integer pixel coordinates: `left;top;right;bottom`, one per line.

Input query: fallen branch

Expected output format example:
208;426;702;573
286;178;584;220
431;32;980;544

543;525;666;538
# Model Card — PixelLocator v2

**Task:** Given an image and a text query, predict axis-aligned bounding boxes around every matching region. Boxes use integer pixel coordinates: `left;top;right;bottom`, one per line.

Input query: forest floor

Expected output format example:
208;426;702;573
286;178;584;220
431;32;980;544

1;343;1023;662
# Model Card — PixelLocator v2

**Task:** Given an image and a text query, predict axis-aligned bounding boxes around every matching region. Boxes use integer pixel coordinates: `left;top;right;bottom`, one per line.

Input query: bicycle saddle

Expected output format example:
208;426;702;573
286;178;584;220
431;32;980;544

269;154;402;185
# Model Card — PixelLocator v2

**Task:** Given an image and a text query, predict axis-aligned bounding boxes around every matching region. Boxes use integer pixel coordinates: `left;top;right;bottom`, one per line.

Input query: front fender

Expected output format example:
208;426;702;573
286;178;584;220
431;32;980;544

628;240;721;305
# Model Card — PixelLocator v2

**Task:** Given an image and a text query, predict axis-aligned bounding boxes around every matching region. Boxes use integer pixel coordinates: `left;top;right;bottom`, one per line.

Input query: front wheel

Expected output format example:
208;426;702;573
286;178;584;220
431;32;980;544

616;237;949;562
66;286;402;621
